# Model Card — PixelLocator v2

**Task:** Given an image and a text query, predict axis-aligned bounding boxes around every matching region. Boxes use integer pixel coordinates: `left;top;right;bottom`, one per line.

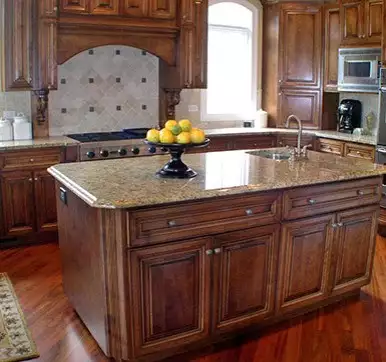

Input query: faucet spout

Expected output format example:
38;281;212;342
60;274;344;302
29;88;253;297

285;115;303;156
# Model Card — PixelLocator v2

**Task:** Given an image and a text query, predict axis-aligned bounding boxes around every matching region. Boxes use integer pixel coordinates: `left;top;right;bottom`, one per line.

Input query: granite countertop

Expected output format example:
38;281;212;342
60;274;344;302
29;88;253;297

205;128;377;146
0;136;79;151
48;149;386;209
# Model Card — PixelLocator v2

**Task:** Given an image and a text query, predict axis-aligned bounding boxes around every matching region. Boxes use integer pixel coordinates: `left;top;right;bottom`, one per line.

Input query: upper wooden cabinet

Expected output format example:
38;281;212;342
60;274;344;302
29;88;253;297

123;0;148;17
149;0;176;19
340;0;382;46
90;0;119;15
61;0;88;13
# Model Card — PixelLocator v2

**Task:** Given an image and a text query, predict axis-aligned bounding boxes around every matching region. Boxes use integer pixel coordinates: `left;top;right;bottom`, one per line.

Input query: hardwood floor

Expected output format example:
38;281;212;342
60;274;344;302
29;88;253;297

2;237;386;362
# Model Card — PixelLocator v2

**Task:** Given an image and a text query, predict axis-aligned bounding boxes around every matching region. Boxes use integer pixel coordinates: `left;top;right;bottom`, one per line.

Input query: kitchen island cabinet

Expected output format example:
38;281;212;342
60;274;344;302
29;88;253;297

49;149;386;362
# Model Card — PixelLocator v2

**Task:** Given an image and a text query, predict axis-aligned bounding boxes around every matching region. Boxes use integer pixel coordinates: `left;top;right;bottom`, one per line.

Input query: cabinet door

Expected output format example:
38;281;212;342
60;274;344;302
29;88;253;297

1;0;35;90
330;206;378;296
280;4;322;88
130;238;211;356
60;0;88;13
212;226;279;333
1;171;35;236
277;214;335;314
33;170;57;232
324;5;340;91
278;89;321;129
123;0;148;17
90;0;119;14
149;0;177;19
340;0;364;45
365;0;382;44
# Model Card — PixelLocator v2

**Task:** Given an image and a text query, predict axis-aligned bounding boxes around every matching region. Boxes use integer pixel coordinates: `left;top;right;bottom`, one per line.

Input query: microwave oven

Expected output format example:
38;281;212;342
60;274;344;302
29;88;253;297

338;47;381;93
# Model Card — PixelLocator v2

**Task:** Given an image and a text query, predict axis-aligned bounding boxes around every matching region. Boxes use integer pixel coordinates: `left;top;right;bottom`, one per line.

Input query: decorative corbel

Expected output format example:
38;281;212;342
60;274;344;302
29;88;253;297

165;88;182;119
35;89;49;124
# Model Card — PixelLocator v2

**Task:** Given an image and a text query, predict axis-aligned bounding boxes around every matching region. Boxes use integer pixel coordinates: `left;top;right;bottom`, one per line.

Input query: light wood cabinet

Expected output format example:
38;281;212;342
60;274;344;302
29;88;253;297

130;237;212;356
123;0;147;17
340;0;382;45
90;0;119;14
149;0;176;19
213;226;279;333
61;0;87;13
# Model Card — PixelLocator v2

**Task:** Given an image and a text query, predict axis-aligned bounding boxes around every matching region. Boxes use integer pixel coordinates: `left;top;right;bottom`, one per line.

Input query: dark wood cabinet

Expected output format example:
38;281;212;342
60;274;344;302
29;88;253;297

61;0;88;13
1;171;35;236
90;0;119;14
123;0;147;17
149;0;177;19
340;0;382;45
130;237;211;356
324;5;340;92
34;170;58;232
331;206;378;295
212;226;279;333
277;214;335;313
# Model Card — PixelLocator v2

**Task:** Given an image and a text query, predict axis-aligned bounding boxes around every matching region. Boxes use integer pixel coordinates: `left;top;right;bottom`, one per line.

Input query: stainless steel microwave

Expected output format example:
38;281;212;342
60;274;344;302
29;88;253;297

338;47;381;93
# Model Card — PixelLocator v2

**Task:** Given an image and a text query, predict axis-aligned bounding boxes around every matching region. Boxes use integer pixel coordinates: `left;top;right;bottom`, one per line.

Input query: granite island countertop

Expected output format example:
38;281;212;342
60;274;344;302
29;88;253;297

0;136;79;151
48;149;386;209
205;128;377;146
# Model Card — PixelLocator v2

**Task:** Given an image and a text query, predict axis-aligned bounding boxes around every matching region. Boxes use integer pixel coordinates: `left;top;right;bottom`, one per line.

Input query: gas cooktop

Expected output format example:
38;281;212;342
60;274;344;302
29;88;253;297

67;128;150;143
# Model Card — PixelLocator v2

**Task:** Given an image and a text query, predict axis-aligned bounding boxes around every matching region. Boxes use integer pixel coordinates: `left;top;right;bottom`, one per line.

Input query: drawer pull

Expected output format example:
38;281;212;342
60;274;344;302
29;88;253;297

308;199;316;205
206;249;213;256
34;177;38;181
331;223;338;228
30;158;34;162
167;220;177;227
245;209;253;216
357;190;364;196
28;178;32;182
338;222;344;227
214;248;221;254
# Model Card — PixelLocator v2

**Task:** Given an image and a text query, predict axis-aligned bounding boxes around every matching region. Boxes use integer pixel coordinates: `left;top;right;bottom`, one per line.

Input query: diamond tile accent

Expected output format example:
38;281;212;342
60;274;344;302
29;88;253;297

49;45;159;136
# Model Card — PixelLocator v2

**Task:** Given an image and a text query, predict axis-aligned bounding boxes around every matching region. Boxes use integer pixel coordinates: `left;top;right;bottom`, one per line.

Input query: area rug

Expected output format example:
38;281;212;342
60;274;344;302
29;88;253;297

0;273;39;362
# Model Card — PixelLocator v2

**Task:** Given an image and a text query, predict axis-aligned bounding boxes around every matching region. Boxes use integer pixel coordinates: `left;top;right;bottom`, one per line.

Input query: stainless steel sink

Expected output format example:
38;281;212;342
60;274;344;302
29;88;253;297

247;149;292;161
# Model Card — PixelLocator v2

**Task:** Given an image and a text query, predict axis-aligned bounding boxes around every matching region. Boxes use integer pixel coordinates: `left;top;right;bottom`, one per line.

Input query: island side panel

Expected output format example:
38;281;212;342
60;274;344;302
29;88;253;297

55;182;109;355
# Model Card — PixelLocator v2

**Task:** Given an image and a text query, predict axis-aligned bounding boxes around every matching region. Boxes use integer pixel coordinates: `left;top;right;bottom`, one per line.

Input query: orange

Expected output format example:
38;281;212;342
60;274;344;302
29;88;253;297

165;120;178;131
190;128;206;144
159;128;175;144
146;129;160;143
176;131;191;144
179;119;192;132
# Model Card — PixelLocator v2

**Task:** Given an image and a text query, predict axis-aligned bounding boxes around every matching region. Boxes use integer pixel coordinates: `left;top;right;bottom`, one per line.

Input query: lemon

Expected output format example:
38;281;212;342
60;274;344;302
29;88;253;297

171;125;182;136
190;128;206;144
179;119;192;132
146;129;160;143
159;128;175;144
176;131;191;144
165;120;178;131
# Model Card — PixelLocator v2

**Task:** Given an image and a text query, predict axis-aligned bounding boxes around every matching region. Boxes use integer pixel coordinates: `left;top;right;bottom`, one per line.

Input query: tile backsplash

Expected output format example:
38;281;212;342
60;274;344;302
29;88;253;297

0;91;31;119
49;45;159;136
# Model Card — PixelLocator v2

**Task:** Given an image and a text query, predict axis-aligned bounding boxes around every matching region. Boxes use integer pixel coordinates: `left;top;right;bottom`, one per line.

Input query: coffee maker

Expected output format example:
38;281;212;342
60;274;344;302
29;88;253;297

337;99;362;133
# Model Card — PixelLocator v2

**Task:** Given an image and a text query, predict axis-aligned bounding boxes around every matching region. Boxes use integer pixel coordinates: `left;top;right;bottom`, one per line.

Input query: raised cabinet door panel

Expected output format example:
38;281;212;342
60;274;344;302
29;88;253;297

2;0;34;90
33;170;57;232
60;0;88;13
149;0;177;19
90;0;119;14
340;0;364;45
130;238;211;356
324;5;340;91
123;0;148;17
278;89;321;129
1;171;35;236
280;5;322;88
212;226;279;333
277;214;335;314
365;0;382;43
331;206;378;295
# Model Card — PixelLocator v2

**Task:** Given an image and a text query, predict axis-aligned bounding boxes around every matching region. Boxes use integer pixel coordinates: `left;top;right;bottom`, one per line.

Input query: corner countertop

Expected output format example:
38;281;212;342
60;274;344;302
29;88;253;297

0;136;79;151
205;128;377;146
48;149;386;209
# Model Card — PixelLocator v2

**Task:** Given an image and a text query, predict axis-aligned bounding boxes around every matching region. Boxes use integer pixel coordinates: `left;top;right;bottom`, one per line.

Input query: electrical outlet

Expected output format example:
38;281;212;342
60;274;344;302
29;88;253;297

243;121;252;128
188;105;199;112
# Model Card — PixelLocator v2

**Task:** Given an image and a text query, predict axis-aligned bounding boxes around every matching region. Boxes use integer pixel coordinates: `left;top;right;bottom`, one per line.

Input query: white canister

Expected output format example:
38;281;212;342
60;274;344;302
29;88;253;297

254;109;268;128
13;113;32;140
0;118;14;141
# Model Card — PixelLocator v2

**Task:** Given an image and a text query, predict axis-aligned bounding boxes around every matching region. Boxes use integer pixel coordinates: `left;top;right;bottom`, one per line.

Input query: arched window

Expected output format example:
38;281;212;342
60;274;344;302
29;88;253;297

202;0;262;121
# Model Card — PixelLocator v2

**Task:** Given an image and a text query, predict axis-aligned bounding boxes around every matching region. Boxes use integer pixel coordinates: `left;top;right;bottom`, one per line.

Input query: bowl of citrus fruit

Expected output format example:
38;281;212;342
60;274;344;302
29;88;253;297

145;119;210;179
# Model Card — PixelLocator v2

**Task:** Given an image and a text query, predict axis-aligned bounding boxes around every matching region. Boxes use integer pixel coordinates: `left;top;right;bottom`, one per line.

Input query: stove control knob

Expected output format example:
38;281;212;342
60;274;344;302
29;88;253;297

161;147;168;152
86;151;95;159
100;150;109;158
148;146;157;154
131;147;140;155
118;148;127;156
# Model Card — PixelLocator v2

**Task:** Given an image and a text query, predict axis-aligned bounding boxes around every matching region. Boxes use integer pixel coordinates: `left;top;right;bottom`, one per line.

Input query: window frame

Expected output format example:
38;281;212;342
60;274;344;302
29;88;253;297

201;0;263;122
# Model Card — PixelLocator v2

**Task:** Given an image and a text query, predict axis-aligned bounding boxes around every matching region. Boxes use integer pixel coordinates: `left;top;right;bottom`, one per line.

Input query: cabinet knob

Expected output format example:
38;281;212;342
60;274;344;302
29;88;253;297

245;209;253;216
167;220;177;227
357;190;364;196
30;158;34;162
337;222;344;227
206;249;213;256
28;178;32;182
308;199;316;205
214;248;221;254
34;177;38;181
331;223;338;228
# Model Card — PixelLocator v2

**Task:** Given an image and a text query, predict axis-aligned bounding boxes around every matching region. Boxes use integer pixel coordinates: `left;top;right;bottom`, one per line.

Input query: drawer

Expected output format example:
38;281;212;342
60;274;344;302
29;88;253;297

187;136;232;153
318;138;344;156
0;148;62;170
344;143;375;161
128;191;281;246
283;177;381;220
233;135;276;150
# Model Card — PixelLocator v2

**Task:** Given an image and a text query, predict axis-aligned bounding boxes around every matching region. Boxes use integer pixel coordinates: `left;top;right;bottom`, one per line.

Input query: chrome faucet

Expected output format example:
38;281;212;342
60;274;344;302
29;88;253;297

285;115;303;156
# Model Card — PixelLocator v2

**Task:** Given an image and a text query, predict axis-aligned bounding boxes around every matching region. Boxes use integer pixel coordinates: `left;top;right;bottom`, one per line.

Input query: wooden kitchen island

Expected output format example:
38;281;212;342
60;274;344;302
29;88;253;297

48;149;386;362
